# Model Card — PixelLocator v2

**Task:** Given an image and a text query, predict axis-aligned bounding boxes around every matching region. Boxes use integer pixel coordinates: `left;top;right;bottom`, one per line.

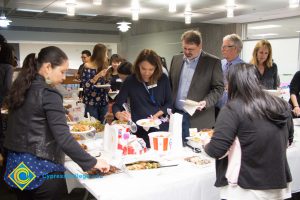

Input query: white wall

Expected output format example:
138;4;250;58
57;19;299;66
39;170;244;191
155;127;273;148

18;42;118;69
121;29;184;68
242;38;300;83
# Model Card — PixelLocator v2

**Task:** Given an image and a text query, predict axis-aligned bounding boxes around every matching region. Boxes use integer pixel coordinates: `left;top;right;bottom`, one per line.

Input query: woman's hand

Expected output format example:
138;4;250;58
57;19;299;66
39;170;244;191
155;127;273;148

293;106;300;117
92;69;108;83
93;158;110;173
151;110;164;119
115;111;131;121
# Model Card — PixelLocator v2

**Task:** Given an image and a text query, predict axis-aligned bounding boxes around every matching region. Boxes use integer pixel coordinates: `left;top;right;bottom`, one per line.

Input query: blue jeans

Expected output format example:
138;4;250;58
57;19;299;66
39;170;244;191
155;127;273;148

84;105;108;123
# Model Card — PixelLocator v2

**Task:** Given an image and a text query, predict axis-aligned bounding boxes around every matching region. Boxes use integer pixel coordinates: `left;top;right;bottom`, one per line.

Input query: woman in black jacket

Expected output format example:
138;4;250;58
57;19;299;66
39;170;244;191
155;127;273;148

204;63;293;200
4;46;109;199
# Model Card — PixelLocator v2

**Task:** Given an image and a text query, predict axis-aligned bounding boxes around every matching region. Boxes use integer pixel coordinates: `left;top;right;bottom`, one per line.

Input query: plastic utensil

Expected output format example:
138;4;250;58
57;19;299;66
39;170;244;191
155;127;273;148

122;103;137;133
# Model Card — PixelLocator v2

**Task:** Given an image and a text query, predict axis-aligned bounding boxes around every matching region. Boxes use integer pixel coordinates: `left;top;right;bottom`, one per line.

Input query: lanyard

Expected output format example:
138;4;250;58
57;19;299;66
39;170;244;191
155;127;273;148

143;82;159;106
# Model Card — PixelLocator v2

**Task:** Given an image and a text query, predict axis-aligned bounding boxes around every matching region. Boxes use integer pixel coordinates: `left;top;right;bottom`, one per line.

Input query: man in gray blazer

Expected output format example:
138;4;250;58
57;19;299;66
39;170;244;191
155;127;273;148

169;30;224;142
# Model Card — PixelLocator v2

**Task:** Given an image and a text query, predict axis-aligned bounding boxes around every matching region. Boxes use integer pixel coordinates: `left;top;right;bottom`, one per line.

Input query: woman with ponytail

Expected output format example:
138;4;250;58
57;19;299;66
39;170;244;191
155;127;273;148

3;46;109;199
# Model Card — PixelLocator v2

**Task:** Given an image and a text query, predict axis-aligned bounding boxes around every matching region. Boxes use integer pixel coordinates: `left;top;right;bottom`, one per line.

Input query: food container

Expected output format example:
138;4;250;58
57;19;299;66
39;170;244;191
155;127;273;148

148;131;171;153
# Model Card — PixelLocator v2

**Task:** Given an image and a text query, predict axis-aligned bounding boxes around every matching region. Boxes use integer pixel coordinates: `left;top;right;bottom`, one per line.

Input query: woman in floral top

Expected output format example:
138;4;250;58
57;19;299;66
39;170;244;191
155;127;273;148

81;43;109;122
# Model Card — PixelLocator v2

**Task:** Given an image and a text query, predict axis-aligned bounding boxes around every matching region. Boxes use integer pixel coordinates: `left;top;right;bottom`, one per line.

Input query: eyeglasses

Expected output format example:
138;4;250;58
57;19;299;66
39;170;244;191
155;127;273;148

221;45;235;50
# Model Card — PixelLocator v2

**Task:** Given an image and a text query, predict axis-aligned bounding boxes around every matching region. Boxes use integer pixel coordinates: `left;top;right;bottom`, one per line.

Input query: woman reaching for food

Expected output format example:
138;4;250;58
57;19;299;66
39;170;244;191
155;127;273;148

112;49;172;147
3;46;109;199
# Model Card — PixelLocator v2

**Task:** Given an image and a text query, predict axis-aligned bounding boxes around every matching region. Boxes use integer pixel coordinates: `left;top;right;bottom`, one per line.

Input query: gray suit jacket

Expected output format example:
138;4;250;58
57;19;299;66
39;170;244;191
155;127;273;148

169;51;224;130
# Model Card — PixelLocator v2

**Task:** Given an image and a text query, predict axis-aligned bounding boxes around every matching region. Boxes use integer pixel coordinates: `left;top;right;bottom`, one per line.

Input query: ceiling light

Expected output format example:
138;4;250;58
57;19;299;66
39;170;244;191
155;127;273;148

296;31;300;32
117;22;131;32
169;1;176;13
248;25;282;29
131;0;140;21
184;4;192;24
289;0;299;8
93;0;102;5
66;0;76;16
226;0;235;18
252;33;279;37
0;13;12;27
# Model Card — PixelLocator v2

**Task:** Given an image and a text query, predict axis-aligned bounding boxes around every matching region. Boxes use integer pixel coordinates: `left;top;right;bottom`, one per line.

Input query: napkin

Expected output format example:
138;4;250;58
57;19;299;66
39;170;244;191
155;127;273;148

181;99;199;116
169;113;183;151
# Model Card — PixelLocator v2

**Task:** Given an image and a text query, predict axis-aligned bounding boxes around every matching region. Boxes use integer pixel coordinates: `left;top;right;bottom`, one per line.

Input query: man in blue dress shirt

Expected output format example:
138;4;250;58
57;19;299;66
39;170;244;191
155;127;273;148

215;34;244;117
169;30;224;142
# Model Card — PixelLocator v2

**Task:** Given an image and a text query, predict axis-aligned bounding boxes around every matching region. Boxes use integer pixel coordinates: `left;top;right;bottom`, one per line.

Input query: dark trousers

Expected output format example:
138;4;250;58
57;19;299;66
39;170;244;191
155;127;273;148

13;171;67;200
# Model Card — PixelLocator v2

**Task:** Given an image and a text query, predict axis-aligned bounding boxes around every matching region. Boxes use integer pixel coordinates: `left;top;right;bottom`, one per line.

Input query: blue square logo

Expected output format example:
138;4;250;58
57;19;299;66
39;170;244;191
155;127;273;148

8;162;36;190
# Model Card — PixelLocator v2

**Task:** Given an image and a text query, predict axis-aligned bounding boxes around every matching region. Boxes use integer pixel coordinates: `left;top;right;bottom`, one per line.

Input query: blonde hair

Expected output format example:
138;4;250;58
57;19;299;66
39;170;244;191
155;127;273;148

250;40;273;68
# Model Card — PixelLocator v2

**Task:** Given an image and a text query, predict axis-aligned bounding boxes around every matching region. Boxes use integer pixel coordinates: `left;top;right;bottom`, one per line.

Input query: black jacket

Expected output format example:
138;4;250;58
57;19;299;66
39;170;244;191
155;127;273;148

4;75;96;171
205;99;293;189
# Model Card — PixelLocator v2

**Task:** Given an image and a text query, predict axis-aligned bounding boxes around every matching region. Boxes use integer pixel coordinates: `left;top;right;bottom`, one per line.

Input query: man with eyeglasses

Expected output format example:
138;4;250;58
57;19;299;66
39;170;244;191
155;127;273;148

215;34;244;117
169;30;224;143
76;50;91;80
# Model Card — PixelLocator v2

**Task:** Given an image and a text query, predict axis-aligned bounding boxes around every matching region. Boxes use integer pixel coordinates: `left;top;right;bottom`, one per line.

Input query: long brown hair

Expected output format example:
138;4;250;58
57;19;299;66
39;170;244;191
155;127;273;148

90;43;108;72
133;49;163;85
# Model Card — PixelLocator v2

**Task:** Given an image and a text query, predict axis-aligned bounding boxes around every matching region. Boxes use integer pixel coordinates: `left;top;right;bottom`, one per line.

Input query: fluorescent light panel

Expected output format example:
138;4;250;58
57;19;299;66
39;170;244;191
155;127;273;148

17;8;43;13
252;33;279;37
248;25;282;29
93;0;102;5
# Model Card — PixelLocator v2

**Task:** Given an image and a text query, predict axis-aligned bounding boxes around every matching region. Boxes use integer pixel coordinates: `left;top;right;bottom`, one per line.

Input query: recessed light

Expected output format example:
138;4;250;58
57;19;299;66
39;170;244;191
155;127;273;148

248;25;281;30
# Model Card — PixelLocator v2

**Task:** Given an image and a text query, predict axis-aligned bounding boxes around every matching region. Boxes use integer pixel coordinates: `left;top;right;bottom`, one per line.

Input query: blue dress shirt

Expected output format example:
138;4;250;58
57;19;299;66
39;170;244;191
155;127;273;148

175;53;201;111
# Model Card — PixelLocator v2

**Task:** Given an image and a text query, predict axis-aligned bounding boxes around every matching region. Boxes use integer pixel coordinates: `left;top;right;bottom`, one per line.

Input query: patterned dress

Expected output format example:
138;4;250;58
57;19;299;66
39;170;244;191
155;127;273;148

81;67;108;107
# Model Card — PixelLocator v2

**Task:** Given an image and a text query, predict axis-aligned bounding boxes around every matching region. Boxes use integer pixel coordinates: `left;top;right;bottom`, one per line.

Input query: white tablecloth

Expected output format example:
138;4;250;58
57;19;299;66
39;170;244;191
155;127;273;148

65;139;300;200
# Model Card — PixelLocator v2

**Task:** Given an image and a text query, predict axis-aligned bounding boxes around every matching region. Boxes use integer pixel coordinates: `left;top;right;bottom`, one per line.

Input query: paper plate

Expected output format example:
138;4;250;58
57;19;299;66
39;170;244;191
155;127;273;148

70;125;95;134
136;119;161;128
94;84;111;88
179;99;199;106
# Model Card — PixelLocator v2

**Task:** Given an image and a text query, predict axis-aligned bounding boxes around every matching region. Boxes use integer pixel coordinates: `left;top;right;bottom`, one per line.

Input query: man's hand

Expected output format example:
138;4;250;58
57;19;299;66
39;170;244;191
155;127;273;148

197;100;206;111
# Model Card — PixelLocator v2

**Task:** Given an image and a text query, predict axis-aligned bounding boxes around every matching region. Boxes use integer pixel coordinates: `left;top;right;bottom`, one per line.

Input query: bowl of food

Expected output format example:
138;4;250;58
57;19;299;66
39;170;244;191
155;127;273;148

148;131;171;153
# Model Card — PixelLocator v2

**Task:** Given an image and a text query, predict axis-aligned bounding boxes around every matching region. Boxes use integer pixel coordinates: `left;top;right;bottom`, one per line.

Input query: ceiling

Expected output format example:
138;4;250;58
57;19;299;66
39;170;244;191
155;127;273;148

1;0;300;38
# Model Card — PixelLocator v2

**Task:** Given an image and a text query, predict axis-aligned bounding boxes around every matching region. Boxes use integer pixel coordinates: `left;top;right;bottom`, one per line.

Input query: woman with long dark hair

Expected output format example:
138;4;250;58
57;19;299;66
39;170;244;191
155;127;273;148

204;63;293;200
3;46;109;199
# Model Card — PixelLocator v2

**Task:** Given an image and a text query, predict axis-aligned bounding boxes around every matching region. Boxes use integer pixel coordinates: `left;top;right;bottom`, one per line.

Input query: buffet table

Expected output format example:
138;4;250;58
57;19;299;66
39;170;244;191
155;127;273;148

65;138;300;200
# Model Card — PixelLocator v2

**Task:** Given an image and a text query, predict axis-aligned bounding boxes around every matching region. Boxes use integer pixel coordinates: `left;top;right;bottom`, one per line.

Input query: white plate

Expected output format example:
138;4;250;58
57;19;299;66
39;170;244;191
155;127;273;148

136;119;161;128
94;84;111;88
108;91;119;94
70;125;95;134
293;118;300;126
67;121;77;125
